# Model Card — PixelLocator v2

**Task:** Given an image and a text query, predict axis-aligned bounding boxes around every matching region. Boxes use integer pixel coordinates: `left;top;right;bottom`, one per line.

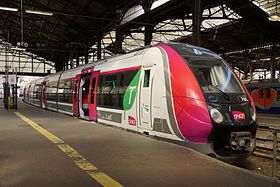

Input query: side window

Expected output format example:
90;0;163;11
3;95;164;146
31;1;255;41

103;75;117;107
143;70;151;87
259;88;264;99
277;91;280;101
97;70;138;109
63;80;73;103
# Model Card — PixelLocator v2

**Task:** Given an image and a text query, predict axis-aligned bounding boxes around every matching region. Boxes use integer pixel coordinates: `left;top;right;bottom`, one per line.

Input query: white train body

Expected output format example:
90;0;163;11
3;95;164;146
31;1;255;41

24;43;257;159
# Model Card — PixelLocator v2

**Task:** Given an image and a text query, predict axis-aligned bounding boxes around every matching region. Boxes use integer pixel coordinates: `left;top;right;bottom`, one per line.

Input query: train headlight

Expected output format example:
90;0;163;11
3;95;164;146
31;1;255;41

210;108;223;124
250;107;256;121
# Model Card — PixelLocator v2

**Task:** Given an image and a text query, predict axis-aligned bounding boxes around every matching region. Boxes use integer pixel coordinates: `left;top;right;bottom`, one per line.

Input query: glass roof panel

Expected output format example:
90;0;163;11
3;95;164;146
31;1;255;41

0;41;56;74
121;4;241;52
252;0;279;15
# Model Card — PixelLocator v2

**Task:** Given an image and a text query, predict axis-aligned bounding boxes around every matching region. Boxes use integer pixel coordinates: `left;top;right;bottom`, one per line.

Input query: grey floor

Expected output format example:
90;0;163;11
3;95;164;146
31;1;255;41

0;100;279;187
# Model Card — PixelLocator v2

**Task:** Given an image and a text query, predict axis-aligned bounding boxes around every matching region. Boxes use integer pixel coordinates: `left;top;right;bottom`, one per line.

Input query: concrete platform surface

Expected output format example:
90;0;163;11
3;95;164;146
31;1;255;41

0;100;279;187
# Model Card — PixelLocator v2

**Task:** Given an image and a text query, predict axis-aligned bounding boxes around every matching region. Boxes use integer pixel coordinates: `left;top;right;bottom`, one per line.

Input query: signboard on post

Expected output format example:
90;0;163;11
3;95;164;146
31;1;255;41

8;75;17;85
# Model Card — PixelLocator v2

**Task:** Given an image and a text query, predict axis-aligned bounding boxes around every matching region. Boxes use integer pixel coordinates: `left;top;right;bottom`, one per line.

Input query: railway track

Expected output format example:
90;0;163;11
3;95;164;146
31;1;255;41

254;137;280;160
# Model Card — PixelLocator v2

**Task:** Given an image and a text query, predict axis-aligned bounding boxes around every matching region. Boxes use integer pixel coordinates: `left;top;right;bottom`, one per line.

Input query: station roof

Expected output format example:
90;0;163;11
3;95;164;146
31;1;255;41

0;0;279;73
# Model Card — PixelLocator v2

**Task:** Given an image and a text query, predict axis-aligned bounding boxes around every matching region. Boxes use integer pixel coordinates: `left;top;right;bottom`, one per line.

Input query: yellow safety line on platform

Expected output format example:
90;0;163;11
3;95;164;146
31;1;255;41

15;112;123;187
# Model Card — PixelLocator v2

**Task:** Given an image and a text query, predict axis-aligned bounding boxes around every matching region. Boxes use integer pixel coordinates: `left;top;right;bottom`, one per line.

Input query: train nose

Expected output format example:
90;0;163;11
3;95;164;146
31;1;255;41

230;133;255;152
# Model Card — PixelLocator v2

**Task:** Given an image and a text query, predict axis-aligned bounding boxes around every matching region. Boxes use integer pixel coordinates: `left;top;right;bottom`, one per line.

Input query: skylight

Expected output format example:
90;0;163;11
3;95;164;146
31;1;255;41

121;4;241;51
0;41;56;74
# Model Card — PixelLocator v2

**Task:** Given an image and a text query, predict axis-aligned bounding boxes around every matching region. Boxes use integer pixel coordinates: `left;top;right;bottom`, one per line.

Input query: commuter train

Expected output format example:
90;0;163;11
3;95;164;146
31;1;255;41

246;80;280;114
23;43;257;159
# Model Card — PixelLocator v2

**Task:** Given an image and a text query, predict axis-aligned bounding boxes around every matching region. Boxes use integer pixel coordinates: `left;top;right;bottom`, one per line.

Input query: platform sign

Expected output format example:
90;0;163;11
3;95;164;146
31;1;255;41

8;75;17;85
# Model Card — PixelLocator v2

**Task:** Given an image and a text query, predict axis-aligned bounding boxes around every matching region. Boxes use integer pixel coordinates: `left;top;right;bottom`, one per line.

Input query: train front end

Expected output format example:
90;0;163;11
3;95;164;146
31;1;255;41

161;43;257;159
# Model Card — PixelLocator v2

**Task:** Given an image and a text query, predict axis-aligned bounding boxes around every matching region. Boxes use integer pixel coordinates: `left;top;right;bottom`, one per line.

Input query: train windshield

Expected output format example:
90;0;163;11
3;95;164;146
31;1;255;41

168;43;245;94
187;59;245;94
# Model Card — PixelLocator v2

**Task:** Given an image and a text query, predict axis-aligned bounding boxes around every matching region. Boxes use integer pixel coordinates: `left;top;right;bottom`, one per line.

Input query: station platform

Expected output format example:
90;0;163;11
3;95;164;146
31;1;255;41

0;100;279;187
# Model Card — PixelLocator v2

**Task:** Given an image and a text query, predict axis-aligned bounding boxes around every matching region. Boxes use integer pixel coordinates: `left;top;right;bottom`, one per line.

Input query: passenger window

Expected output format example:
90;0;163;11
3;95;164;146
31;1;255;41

259;89;264;99
90;78;96;104
96;70;138;109
143;70;150;87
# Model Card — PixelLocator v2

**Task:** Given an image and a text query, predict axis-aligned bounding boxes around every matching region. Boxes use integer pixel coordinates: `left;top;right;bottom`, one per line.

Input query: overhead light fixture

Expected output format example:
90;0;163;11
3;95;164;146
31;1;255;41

25;10;53;16
0;6;18;12
268;0;280;21
269;12;280;21
11;47;26;51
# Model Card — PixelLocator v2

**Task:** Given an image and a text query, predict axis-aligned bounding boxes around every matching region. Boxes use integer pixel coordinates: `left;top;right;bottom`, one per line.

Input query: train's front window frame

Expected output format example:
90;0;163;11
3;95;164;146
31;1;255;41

187;58;245;94
167;43;245;95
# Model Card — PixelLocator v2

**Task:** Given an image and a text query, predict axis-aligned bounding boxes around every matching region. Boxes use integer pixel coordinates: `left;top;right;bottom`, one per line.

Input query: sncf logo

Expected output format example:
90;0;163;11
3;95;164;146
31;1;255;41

232;111;246;120
128;116;136;126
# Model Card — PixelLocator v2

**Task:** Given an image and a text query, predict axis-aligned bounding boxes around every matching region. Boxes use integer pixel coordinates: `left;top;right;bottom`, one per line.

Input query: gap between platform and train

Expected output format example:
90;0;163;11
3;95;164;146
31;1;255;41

14;112;123;187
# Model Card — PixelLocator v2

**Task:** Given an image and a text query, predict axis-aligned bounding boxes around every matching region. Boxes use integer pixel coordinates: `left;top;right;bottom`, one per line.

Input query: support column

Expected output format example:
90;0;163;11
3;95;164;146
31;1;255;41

270;43;276;79
85;50;89;64
31;55;34;73
244;49;249;80
192;0;202;46
70;59;73;69
76;53;79;67
65;61;68;70
116;9;123;53
249;60;253;80
145;24;153;46
97;35;102;60
55;56;64;72
44;60;46;74
18;51;21;73
115;28;123;53
143;0;153;46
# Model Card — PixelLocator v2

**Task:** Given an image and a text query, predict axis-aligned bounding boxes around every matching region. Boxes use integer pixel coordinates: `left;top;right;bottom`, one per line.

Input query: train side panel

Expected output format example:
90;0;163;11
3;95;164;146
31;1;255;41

94;53;144;132
45;72;62;111
137;47;182;141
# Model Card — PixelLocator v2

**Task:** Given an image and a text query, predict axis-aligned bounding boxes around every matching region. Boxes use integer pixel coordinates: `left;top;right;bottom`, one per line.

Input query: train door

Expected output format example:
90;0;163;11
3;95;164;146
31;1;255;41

42;82;46;108
81;74;91;117
88;71;99;121
139;67;153;129
23;88;26;101
73;75;81;116
38;85;43;107
28;85;31;103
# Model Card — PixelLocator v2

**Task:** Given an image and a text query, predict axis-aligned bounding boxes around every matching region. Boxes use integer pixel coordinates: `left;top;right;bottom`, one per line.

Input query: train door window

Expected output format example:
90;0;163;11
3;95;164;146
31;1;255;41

259;89;264;99
266;88;270;99
277;91;280;101
90;78;96;104
143;70;150;87
82;79;90;96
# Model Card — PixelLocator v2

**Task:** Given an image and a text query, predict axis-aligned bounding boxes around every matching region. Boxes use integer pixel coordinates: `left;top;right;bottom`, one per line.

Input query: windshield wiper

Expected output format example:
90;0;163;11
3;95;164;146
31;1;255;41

211;85;230;100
